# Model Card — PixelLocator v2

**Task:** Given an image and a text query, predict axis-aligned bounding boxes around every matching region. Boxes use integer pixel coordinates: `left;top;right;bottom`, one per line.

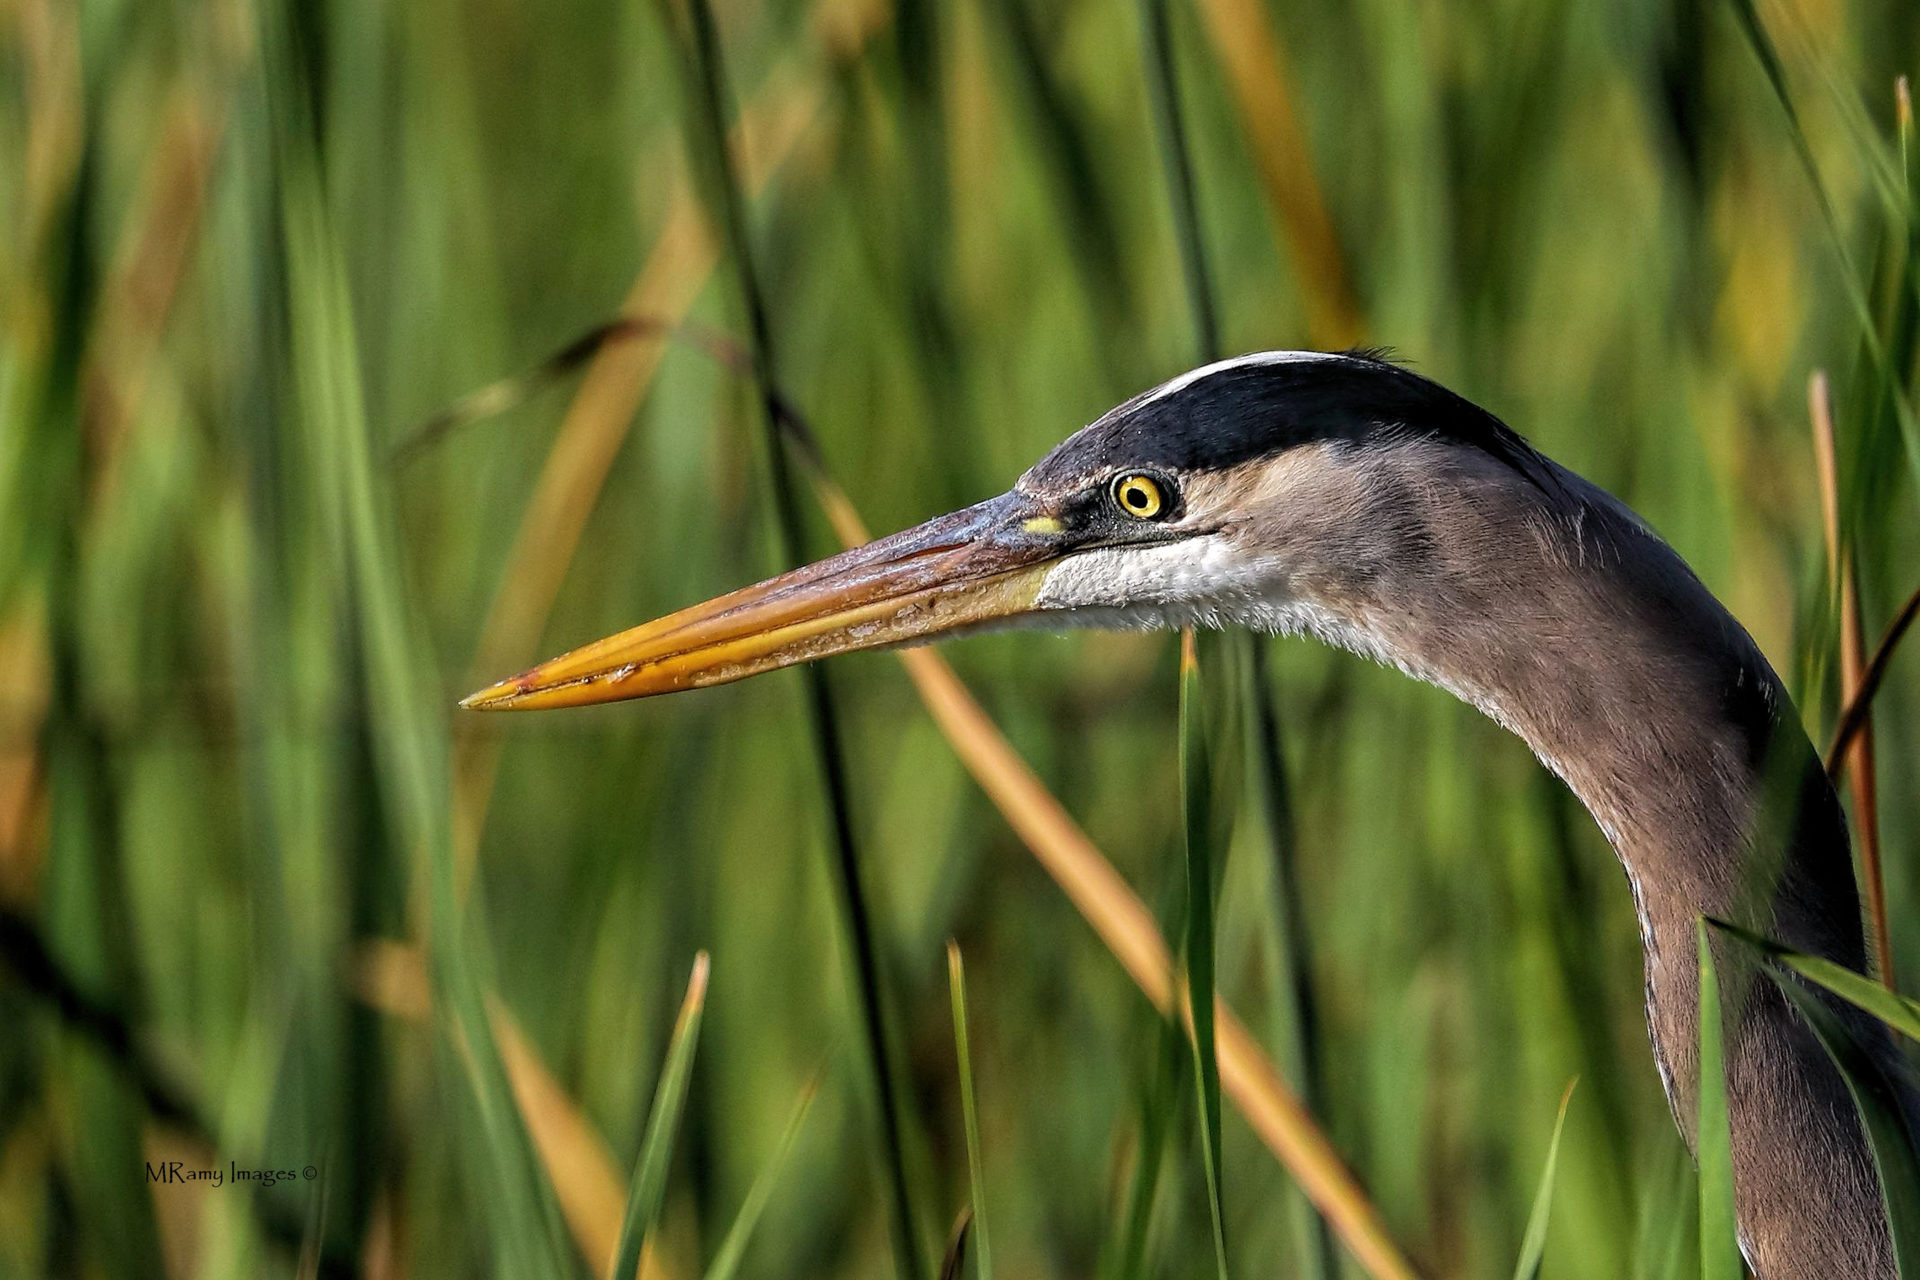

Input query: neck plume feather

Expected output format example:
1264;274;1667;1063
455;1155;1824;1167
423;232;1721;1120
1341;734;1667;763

1243;440;1901;1280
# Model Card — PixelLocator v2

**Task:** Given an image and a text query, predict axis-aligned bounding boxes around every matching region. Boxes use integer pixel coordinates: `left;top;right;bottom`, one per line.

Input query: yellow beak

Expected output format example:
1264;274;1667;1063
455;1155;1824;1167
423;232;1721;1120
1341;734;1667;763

462;493;1068;711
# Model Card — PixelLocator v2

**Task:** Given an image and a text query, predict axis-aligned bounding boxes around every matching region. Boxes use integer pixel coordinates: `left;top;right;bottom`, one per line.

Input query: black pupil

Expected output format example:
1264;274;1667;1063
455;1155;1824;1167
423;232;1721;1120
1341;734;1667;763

1126;483;1149;509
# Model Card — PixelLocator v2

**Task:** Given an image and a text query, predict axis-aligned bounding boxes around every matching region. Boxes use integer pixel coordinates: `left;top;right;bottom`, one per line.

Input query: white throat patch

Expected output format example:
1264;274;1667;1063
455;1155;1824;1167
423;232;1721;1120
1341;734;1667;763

1031;535;1324;636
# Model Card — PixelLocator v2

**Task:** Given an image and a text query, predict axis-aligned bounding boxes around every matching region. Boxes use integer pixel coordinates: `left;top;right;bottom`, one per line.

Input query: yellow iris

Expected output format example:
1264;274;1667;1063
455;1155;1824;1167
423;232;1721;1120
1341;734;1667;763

1112;472;1166;519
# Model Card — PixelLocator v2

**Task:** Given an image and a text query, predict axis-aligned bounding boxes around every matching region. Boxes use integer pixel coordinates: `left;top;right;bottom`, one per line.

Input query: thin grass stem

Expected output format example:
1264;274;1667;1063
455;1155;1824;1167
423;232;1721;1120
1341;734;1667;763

1827;580;1920;776
666;3;926;1275
1695;923;1741;1280
702;1073;821;1280
936;1209;974;1280
946;942;993;1280
1809;372;1893;984
1136;0;1220;363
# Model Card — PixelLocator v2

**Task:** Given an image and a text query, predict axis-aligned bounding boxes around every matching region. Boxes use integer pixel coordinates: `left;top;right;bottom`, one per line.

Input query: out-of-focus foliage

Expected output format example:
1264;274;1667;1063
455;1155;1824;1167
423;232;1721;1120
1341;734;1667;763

1;0;1917;1277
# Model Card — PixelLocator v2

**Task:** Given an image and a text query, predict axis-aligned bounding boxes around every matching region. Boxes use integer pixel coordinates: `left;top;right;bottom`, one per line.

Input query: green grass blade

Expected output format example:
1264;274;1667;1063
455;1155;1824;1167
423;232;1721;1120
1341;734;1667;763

1179;635;1229;1280
1695;922;1741;1280
1709;918;1920;1269
1709;918;1920;1042
702;1072;820;1280
1902;77;1917;294
1770;977;1920;1275
1510;1079;1578;1280
612;953;712;1280
261;3;569;1269
946;942;994;1280
1107;1015;1187;1280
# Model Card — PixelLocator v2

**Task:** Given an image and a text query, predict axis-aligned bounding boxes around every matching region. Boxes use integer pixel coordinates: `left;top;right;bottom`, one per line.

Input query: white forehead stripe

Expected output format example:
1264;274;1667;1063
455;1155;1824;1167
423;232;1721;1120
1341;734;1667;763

1134;350;1358;411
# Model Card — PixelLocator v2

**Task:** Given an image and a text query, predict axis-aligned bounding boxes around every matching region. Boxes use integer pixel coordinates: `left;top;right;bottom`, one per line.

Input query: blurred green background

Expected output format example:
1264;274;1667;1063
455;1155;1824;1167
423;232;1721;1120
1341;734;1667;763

2;0;1917;1276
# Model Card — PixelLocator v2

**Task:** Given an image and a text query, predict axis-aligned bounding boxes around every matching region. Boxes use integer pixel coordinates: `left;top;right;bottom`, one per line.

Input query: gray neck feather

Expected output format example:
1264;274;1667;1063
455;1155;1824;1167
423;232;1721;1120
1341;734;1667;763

1228;440;1896;1280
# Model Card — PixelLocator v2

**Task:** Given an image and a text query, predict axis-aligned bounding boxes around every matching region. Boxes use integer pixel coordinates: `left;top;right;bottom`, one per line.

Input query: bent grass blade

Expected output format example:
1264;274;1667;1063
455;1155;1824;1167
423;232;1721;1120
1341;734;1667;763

1510;1079;1577;1280
611;954;711;1280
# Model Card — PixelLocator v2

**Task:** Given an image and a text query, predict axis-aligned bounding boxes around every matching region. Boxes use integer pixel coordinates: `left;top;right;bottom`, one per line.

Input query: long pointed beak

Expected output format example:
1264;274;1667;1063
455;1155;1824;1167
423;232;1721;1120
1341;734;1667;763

462;493;1068;711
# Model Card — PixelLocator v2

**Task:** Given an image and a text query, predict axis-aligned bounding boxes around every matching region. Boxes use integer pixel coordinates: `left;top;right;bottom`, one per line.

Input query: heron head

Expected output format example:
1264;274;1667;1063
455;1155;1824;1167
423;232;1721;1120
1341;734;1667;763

462;350;1541;710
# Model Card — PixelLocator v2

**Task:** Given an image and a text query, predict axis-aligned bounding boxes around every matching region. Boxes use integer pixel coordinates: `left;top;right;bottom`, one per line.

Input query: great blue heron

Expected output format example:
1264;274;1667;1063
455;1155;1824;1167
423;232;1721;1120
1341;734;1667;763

467;350;1911;1278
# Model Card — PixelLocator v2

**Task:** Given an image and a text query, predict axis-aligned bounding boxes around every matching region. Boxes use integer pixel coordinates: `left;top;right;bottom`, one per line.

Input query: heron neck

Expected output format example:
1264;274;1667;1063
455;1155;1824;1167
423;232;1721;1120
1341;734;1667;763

1282;447;1866;977
1269;444;1892;1276
1412;500;1868;1094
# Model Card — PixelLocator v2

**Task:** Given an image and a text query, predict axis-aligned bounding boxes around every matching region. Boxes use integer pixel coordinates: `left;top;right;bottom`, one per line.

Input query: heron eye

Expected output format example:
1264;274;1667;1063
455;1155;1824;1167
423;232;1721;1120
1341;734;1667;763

1111;472;1169;520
